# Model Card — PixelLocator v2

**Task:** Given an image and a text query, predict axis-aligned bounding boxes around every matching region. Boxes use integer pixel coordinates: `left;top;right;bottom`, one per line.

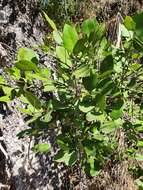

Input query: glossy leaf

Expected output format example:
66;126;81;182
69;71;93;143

137;141;143;147
110;109;123;120
100;55;114;74
96;94;106;111
133;12;143;41
135;179;143;189
56;46;72;68
135;154;143;161
101;121;117;134
24;91;41;110
88;157;100;176
0;96;11;102
73;37;87;55
82;73;98;91
0;75;5;84
53;30;63;44
33;143;51;153
17;48;39;63
86;112;105;122
43;12;57;31
41;112;52;122
63;24;78;53
73;64;90;78
54;150;77;166
15;60;39;72
124;16;136;31
79;101;94;113
82;18;98;37
43;81;55;92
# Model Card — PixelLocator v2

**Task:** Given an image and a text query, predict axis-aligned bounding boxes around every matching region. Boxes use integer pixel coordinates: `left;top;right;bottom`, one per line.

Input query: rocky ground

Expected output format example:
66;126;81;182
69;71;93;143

0;1;68;189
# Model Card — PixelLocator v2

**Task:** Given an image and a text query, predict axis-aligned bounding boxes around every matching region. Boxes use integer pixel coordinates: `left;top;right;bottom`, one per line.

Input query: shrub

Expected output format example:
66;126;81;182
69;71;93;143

0;12;143;178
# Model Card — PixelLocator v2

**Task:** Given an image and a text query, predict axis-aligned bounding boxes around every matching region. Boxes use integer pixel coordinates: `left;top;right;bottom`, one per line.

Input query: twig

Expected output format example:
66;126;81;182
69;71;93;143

0;137;4;141
0;42;17;53
0;183;10;189
0;143;8;159
116;12;123;48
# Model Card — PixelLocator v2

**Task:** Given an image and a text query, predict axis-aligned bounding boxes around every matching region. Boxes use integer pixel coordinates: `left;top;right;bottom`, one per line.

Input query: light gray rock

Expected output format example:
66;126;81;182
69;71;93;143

0;1;69;189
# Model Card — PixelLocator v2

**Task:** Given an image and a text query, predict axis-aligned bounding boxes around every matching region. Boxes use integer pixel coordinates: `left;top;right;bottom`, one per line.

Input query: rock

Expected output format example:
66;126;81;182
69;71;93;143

0;1;70;189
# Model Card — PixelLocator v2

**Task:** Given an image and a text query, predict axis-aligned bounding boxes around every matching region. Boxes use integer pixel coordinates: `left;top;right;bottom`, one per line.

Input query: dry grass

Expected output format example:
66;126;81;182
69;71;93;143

88;129;137;190
80;0;143;20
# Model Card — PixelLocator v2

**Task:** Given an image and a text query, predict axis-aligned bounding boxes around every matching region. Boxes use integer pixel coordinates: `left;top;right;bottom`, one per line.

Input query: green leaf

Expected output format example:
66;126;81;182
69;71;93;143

73;37;87;55
17;129;34;138
133;38;143;52
15;60;39;72
43;80;55;92
17;48;39;63
135;154;143;161
96;94;106;111
52;99;67;110
135;179;143;189
82;73;98;91
68;151;77;166
101;121;117;134
127;77;136;87
82;18;98;37
124;16;136;31
131;63;141;71
101;81;114;95
110;109;123;120
63;24;78;53
135;125;143;132
24;91;41;110
53;30;63;44
0;96;11;102
0;75;5;84
100;55;114;74
112;98;124;110
86;112;105;122
2;86;13;95
92;128;105;141
56;135;69;150
88;156;100;177
33;143;51;153
41;112;52;122
73;65;90;78
137;141;143;147
120;24;133;38
26;113;42;125
79;101;94;113
89;23;106;43
25;68;51;80
43;12;57;31
133;12;143;41
54;150;77;166
18;107;33;116
0;86;14;102
6;67;21;80
40;68;51;78
56;46;72;68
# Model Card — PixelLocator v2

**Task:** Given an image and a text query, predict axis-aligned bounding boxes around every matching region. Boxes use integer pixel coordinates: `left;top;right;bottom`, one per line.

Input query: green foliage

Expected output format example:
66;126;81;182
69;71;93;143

63;24;78;53
33;143;51;153
1;13;143;178
40;0;84;25
43;11;57;31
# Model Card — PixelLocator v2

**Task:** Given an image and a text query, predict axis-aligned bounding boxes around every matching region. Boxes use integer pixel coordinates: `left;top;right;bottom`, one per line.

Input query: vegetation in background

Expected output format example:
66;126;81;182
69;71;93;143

0;9;143;189
40;0;85;25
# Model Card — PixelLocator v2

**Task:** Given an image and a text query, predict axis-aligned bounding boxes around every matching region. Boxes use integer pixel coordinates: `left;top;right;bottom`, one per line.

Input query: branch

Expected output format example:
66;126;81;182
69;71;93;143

0;137;8;159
